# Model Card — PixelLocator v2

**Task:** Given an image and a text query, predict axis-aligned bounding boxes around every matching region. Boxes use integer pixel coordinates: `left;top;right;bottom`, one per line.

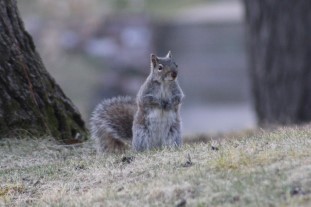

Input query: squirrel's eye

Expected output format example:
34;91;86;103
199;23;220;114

158;64;163;71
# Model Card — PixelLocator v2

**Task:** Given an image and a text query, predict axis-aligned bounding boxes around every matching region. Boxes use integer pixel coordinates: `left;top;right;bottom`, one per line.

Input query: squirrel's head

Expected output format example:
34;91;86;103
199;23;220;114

150;51;178;82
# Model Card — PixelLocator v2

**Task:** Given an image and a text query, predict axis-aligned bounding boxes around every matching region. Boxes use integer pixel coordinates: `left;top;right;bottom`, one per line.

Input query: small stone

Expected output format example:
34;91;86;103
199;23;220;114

121;156;134;164
176;198;187;207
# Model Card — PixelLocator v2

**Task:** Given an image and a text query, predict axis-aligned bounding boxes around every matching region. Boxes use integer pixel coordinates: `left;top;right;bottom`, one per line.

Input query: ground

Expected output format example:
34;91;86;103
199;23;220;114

1;126;311;206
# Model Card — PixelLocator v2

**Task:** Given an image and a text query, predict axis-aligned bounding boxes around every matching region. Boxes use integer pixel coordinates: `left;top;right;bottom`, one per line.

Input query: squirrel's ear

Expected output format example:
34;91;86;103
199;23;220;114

166;51;172;59
150;54;158;68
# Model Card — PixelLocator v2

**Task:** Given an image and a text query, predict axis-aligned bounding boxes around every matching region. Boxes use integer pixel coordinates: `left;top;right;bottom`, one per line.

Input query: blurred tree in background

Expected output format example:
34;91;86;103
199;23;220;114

0;0;86;142
244;1;311;126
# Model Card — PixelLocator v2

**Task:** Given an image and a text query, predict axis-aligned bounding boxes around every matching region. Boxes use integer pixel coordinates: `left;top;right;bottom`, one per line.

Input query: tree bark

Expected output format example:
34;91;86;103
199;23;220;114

0;0;87;142
244;0;311;126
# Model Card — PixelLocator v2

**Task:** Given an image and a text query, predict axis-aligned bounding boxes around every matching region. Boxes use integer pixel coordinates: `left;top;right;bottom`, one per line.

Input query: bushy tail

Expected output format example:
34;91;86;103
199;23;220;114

90;96;137;153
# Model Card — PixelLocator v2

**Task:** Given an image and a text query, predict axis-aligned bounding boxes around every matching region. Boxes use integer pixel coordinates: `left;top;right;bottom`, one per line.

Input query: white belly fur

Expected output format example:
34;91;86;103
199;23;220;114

147;109;176;146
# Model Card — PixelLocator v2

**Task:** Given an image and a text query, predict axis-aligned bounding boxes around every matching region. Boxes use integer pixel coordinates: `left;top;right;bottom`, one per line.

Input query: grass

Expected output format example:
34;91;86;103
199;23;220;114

1;126;311;206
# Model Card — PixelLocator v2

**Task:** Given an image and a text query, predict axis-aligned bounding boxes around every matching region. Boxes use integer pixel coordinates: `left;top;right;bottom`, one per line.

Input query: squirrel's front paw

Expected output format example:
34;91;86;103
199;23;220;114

161;100;171;110
172;96;182;106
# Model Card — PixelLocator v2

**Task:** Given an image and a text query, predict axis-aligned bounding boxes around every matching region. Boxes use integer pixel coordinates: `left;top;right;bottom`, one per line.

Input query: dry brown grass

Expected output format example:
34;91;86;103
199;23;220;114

1;126;311;206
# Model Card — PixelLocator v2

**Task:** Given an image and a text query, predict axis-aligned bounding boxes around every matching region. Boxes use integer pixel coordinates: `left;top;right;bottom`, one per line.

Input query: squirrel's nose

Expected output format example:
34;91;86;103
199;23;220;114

171;71;177;79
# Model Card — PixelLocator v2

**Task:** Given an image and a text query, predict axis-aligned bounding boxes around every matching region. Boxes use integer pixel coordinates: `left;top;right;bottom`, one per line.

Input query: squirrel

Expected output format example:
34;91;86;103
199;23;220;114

90;51;184;153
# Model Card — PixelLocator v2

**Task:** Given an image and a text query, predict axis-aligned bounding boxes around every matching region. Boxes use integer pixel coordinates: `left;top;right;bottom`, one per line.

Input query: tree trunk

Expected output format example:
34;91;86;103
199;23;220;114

244;0;311;126
0;0;87;142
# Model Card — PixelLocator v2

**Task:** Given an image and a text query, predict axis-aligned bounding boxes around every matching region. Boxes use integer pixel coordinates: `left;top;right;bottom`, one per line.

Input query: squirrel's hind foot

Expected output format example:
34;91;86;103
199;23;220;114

96;134;130;154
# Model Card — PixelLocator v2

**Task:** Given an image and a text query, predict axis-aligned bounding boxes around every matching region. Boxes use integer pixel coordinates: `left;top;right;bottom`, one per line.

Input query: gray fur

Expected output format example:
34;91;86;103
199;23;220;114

90;51;184;153
90;96;136;153
132;52;184;151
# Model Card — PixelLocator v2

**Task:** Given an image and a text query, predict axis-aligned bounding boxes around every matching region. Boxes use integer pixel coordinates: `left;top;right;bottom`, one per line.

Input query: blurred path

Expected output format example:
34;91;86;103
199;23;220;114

181;103;256;135
174;0;244;24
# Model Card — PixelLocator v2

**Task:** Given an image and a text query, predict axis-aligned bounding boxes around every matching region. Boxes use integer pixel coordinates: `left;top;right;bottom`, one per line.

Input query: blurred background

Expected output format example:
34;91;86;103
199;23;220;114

17;0;256;136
